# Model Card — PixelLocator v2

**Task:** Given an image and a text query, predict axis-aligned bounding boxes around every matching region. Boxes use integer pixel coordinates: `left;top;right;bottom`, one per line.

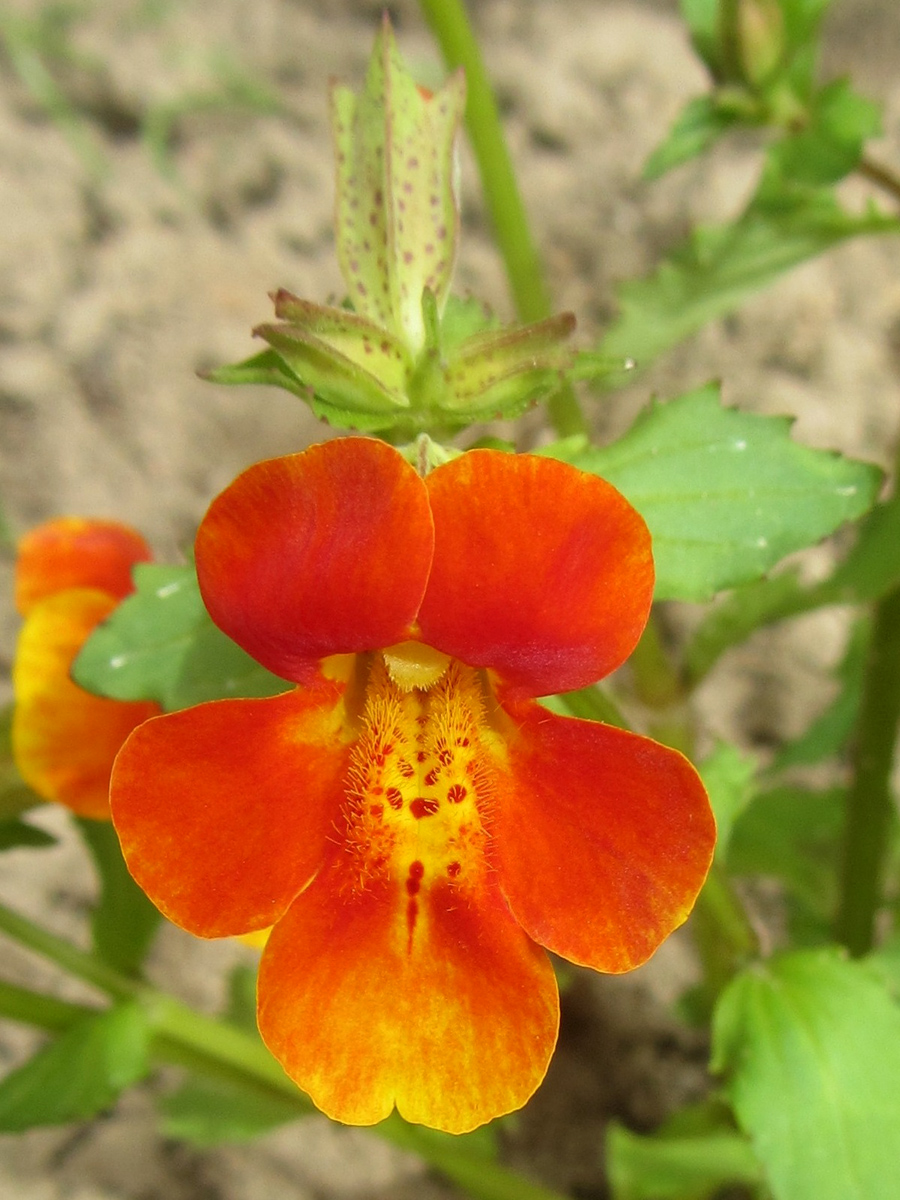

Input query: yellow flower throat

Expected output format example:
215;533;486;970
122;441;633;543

343;643;494;950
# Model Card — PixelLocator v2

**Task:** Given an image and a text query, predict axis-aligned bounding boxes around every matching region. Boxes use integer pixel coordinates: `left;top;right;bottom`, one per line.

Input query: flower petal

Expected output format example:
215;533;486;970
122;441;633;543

258;851;558;1133
16;518;151;616
195;439;434;683
418;451;653;696
110;682;353;936
492;700;715;972
13;590;159;819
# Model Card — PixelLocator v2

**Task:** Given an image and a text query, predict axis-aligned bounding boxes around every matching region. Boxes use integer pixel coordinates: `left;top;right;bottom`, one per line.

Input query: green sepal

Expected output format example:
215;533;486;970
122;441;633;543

331;16;466;351
438;312;576;419
255;291;412;414
202;348;400;433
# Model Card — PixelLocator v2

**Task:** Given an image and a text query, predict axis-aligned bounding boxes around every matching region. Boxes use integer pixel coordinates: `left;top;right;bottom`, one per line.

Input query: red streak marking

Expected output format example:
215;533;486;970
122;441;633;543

406;860;424;895
406;898;418;953
447;861;461;878
386;787;403;810
410;797;439;819
398;760;415;778
447;784;467;804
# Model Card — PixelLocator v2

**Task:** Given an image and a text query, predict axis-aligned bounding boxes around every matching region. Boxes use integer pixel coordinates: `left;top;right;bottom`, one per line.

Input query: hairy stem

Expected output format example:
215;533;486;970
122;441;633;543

416;0;587;437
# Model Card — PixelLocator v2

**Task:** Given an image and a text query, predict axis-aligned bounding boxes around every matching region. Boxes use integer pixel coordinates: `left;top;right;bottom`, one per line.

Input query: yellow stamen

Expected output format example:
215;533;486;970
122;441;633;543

382;640;451;692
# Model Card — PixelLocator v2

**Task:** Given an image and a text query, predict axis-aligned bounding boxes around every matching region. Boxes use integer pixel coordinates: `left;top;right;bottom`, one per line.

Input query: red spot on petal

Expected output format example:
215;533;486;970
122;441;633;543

406;859;424;895
416;750;427;763
398;759;415;778
406;898;418;953
447;784;467;804
424;767;440;786
410;797;439;819
447;861;461;878
386;786;403;810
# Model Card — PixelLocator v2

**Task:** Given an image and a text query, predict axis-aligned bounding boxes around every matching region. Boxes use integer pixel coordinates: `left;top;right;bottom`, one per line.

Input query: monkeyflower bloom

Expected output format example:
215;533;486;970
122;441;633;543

13;518;159;819
110;438;714;1133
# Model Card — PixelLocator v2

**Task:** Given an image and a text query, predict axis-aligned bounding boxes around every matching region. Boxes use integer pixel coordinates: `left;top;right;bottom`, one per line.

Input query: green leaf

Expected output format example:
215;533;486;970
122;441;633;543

699;741;757;859
684;569;811;685
607;1121;762;1200
713;948;900;1200
644;96;739;180
543;385;880;602
770;617;868;771
158;1075;302;1146
0;1001;151;1130
0;817;55;850
684;493;900;686
823;494;900;604
0;705;45;821
678;0;722;73
76;818;162;976
727;785;843;941
599;189;898;375
73;564;288;712
768;81;881;187
0;499;13;549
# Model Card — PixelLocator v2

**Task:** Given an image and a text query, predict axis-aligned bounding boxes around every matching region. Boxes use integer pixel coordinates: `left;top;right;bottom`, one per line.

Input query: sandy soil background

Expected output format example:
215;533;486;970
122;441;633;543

1;1;899;1197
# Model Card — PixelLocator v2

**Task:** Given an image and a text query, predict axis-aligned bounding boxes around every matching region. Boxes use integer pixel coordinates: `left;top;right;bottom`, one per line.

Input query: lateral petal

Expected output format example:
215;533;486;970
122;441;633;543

258;851;558;1133
493;700;715;973
12;590;158;819
418;450;653;697
195;439;434;683
16;518;151;615
110;683;353;936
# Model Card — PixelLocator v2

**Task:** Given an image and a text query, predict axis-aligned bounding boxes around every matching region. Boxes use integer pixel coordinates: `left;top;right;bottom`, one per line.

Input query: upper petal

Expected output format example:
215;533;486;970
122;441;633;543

492;699;715;973
13;589;159;819
195;438;434;682
16;518;151;616
110;683;353;937
417;450;654;697
257;848;558;1133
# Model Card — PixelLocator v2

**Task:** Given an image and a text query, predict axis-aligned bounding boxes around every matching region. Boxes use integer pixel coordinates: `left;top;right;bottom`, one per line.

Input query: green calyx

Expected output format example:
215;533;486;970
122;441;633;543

205;16;575;437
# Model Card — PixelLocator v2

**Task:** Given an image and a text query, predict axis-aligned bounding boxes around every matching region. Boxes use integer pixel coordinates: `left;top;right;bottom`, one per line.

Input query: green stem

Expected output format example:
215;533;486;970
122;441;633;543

0;899;566;1200
857;154;900;209
834;580;900;955
0;978;96;1033
690;864;760;1006
417;0;586;437
0;901;139;1002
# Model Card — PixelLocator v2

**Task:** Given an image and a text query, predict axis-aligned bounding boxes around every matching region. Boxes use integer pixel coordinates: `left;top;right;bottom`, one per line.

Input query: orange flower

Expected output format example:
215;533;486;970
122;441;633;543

110;439;715;1133
13;518;159;819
